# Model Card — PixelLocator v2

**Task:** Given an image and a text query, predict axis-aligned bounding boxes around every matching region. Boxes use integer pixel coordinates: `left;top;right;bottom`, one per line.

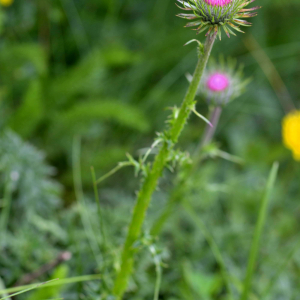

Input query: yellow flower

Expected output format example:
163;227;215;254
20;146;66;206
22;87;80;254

0;0;13;6
282;110;300;161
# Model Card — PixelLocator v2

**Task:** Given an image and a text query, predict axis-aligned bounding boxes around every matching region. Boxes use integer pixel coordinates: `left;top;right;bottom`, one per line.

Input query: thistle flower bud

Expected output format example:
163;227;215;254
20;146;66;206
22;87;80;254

206;73;229;92
282;110;300;161
191;57;250;106
177;0;260;38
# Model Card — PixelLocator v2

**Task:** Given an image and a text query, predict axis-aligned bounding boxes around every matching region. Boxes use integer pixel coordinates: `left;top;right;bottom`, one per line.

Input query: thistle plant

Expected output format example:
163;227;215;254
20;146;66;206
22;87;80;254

107;1;259;298
111;32;217;300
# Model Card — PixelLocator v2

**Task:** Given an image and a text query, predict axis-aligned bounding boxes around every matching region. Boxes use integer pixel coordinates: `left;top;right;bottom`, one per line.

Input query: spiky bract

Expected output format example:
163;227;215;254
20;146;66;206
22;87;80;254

194;57;250;106
177;0;260;39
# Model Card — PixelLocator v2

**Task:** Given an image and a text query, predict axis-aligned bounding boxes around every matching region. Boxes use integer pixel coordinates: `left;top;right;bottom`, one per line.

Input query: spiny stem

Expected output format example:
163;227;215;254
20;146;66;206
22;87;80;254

150;105;222;237
149;105;230;295
112;33;217;299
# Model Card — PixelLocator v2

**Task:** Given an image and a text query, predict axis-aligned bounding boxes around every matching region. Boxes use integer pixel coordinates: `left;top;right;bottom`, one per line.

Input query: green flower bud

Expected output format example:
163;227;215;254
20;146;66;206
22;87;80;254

177;0;261;39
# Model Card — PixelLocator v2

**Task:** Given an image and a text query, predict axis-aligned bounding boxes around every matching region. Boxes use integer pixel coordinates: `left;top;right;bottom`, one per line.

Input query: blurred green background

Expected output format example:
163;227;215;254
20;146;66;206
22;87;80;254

0;0;300;299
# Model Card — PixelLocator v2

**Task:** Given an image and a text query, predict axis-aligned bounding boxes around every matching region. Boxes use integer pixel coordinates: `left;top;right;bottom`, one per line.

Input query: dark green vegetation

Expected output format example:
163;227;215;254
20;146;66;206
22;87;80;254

0;0;300;299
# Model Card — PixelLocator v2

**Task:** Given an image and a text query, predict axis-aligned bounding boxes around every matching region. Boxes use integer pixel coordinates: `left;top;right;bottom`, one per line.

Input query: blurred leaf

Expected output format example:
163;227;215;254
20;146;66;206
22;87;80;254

0;277;11;300
0;130;61;224
48;45;139;107
29;214;67;242
49;49;106;105
181;262;222;300
8;80;43;138
51;99;150;134
101;43;141;67
0;44;47;81
0;10;4;35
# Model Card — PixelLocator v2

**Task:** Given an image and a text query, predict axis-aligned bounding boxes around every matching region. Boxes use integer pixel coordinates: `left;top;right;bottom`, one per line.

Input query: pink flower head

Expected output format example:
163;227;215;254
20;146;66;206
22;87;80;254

203;0;232;6
207;72;229;92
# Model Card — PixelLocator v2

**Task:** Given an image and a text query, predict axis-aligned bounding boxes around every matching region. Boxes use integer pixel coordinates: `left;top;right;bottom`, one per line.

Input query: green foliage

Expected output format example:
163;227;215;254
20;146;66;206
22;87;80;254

0;130;62;285
0;0;300;299
8;81;44;138
0;130;61;221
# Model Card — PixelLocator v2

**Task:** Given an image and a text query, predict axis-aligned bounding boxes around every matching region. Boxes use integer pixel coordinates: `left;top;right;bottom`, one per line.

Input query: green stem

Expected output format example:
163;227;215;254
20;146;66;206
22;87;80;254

150;105;222;237
151;105;233;296
112;33;217;299
240;162;279;300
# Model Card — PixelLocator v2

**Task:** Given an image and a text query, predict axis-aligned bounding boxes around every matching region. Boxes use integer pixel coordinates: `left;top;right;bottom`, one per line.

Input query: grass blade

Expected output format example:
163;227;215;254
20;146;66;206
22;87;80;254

0;279;59;300
240;162;279;300
0;274;101;295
